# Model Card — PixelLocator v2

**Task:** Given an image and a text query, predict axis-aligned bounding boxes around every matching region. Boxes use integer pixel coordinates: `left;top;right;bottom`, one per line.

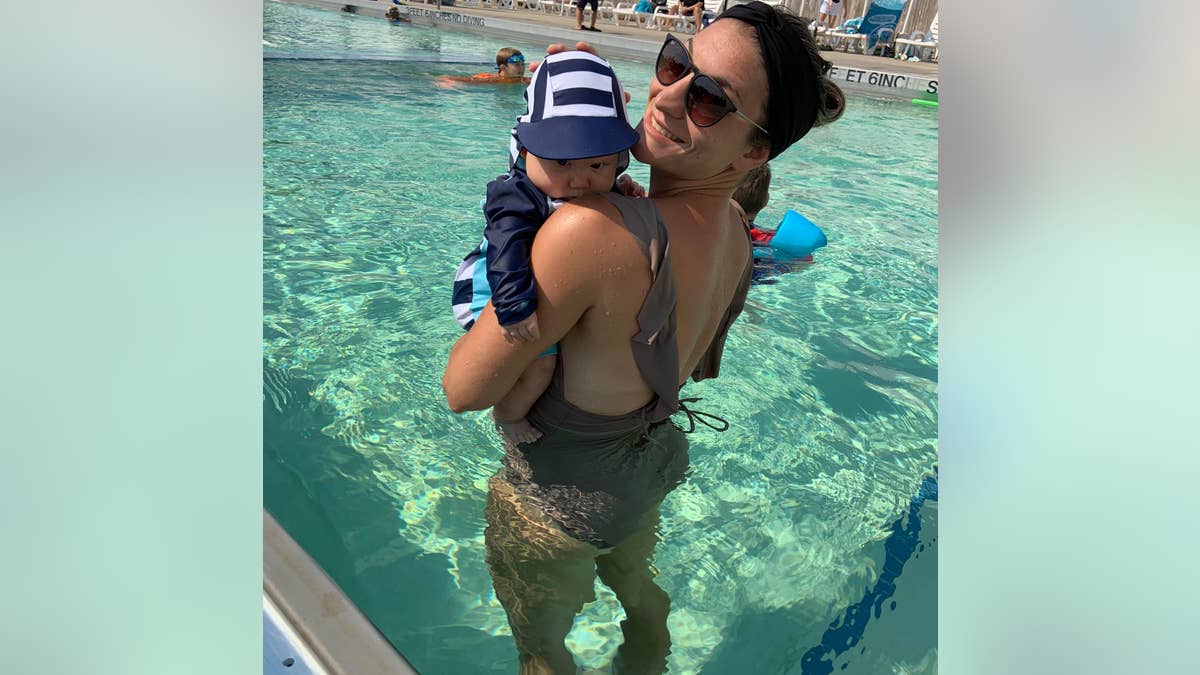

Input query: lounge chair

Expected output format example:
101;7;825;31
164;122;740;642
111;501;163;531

820;16;862;50
824;0;908;54
653;4;696;32
598;0;618;23
699;0;726;28
895;9;936;59
614;2;654;28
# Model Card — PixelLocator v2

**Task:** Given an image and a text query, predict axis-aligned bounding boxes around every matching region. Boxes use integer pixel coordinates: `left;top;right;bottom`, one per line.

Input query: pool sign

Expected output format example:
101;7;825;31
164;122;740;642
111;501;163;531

397;5;487;26
828;65;937;97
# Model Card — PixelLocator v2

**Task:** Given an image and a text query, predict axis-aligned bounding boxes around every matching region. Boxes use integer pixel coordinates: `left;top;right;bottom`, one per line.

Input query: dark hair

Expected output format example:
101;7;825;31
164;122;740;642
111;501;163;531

732;162;772;217
717;2;845;159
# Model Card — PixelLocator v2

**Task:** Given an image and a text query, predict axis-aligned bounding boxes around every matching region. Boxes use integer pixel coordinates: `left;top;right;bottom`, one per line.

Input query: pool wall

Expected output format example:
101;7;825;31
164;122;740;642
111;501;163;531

277;0;937;100
264;510;419;674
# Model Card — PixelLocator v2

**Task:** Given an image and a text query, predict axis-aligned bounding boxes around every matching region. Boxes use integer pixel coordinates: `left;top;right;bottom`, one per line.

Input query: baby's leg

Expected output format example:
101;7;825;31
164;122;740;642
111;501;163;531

492;354;557;450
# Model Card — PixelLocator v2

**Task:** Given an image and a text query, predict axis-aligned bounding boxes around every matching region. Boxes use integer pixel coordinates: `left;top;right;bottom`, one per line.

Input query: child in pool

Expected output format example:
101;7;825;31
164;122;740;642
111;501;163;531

732;163;816;285
451;50;640;448
435;47;529;87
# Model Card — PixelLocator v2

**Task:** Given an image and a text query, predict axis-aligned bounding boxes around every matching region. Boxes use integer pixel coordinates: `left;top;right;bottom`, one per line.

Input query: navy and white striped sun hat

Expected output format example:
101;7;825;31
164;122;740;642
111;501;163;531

510;51;639;162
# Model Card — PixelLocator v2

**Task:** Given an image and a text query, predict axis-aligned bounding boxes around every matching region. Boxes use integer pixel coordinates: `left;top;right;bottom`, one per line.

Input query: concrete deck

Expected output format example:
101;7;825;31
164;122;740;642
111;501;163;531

287;0;939;100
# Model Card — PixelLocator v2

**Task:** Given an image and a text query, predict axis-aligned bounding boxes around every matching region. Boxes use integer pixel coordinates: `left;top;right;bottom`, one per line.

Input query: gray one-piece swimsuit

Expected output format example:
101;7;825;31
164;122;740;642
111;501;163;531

497;192;753;548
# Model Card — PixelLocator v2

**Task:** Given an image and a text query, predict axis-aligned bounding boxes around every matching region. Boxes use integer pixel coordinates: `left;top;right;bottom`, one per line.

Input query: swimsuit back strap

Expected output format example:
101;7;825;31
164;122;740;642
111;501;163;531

601;193;681;421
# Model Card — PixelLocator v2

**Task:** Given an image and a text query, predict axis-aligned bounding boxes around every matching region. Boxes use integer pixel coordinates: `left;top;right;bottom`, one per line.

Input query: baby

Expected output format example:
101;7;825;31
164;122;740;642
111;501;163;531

451;51;640;449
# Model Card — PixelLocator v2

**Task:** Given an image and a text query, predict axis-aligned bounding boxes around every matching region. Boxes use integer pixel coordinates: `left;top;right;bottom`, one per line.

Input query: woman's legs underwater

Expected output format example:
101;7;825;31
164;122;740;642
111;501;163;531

485;475;602;674
596;510;672;675
485;476;673;675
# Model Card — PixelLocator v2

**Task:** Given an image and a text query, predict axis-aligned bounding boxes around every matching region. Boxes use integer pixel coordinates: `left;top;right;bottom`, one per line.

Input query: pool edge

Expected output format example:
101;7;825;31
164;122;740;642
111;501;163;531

269;0;938;101
264;509;419;675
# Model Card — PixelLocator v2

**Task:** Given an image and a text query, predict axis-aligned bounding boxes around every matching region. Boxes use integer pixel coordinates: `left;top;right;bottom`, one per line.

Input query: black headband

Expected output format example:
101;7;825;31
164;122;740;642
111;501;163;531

717;2;824;159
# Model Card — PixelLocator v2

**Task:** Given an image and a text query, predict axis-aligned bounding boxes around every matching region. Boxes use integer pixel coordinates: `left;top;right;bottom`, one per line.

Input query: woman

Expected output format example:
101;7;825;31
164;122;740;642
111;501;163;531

443;4;844;673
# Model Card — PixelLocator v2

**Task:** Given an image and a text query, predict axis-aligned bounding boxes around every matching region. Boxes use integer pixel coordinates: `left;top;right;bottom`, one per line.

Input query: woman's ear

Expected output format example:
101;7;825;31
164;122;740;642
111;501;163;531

731;142;770;173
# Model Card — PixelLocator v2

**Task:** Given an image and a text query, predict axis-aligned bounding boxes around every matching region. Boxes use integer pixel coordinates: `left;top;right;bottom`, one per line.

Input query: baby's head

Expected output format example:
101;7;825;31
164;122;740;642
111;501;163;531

496;48;526;78
512;51;638;200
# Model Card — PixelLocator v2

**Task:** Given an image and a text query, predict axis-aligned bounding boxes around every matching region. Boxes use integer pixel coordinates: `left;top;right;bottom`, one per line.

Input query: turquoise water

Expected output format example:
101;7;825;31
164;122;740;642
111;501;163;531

263;2;938;673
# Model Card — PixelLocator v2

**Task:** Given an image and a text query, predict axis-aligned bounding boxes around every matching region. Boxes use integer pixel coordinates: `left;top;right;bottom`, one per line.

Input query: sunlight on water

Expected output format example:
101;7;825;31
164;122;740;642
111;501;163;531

263;2;937;673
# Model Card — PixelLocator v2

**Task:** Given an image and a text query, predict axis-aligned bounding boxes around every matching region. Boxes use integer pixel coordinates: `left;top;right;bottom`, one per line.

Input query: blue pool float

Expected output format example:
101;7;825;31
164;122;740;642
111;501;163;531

762;210;827;258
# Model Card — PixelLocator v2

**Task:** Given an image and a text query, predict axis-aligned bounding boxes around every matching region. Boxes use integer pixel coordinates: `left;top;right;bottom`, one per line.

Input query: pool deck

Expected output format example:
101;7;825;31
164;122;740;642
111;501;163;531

282;0;939;101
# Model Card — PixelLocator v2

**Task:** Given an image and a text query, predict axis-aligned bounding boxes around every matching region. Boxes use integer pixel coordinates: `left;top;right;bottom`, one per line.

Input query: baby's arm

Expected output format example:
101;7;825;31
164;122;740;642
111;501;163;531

482;172;551;340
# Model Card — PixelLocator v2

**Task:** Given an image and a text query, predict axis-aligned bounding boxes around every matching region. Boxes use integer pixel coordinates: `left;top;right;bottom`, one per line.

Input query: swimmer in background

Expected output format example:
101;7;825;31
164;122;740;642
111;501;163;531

435;47;530;88
385;6;412;22
731;163;817;285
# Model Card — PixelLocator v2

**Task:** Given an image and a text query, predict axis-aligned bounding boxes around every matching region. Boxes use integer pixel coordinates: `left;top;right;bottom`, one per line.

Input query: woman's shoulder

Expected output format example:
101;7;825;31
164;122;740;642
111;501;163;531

534;195;653;268
540;194;625;238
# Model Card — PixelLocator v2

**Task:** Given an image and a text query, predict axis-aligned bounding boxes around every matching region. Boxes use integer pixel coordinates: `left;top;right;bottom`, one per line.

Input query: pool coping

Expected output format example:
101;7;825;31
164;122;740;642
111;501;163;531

271;0;939;101
263;510;419;675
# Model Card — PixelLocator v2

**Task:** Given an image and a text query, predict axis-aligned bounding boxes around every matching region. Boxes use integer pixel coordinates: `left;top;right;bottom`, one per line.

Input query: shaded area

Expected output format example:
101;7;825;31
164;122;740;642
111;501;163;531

808;364;898;419
264;361;513;673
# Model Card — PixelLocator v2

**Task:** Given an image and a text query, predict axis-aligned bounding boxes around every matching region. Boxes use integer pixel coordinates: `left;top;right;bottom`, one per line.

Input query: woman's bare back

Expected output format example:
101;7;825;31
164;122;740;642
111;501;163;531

552;194;751;416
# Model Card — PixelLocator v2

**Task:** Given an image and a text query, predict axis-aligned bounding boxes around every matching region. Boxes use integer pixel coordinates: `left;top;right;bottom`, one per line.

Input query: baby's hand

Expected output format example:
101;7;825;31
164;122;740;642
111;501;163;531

500;314;541;343
616;174;647;198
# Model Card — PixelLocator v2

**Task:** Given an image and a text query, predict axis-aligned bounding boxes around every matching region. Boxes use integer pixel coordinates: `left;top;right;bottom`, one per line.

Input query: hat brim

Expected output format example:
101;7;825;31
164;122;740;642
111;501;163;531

514;117;640;161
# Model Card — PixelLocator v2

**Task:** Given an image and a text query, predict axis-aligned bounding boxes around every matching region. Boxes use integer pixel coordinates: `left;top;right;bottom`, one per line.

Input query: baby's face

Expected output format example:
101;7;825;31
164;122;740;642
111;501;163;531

500;62;526;78
524;152;619;200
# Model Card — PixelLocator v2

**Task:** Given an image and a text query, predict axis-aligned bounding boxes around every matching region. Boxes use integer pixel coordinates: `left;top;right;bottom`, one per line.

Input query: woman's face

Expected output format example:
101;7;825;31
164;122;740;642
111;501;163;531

632;20;770;179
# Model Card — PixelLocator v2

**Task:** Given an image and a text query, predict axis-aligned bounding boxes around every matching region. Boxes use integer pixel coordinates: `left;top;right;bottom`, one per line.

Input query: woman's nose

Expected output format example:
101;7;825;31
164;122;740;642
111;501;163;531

655;73;691;121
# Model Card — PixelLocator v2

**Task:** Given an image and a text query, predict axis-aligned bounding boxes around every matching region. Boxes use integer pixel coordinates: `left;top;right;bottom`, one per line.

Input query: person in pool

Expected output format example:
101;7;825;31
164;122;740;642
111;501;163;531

731;162;817;284
385;6;412;22
435;47;530;87
450;50;641;450
443;5;845;672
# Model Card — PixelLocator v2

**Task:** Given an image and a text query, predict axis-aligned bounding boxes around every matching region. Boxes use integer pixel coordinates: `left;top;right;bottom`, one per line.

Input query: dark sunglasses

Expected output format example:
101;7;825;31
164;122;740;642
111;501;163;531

654;34;768;135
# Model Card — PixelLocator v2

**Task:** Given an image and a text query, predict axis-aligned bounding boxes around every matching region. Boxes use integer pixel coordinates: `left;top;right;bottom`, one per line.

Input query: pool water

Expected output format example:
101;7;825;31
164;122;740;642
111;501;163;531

263;2;938;673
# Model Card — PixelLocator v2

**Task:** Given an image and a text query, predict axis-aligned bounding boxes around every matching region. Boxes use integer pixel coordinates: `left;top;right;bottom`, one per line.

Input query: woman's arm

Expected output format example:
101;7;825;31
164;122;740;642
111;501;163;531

442;203;609;413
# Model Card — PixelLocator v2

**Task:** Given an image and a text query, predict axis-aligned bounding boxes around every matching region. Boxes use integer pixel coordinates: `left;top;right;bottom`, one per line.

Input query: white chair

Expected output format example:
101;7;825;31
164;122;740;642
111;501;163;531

598;0;618;23
894;11;937;61
700;0;725;27
613;2;653;27
653;4;696;32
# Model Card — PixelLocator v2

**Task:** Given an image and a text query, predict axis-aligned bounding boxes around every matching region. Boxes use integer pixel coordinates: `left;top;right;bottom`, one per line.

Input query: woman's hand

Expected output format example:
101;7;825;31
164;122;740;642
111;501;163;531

528;43;596;74
530;44;631;104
